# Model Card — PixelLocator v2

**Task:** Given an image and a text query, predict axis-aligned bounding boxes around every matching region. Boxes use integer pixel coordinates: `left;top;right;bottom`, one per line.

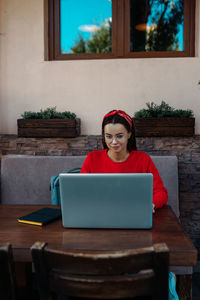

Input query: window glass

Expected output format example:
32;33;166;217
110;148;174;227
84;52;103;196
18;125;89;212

60;0;112;54
130;0;184;52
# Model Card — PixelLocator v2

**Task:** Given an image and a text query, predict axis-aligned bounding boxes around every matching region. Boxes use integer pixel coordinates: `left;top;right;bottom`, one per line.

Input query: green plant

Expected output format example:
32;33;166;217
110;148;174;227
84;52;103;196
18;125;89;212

134;101;194;118
21;107;76;119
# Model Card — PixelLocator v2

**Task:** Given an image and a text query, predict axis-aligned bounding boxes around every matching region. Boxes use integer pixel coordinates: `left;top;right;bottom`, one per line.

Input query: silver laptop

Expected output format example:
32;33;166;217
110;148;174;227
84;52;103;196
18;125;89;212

59;173;153;229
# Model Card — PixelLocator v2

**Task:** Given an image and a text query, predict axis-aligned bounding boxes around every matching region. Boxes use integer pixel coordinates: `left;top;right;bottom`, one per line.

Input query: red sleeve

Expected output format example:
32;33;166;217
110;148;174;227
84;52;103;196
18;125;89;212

147;157;168;208
80;154;91;173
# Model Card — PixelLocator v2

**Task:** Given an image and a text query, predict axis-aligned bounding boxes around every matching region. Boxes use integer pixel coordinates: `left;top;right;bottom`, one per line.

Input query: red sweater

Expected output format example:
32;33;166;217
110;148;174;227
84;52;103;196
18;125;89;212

81;150;168;208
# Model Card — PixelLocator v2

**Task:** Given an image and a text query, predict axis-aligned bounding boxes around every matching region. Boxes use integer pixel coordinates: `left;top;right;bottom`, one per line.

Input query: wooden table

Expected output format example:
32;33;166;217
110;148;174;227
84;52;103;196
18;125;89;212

0;204;197;299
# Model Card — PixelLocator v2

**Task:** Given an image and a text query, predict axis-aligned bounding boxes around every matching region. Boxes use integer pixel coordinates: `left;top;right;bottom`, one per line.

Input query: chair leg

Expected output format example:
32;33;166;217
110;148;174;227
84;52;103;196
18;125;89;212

176;274;192;300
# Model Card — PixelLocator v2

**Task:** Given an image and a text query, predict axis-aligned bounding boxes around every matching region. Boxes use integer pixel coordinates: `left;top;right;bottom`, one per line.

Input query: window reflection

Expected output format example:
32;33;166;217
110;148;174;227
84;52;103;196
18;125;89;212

130;0;184;52
60;0;112;54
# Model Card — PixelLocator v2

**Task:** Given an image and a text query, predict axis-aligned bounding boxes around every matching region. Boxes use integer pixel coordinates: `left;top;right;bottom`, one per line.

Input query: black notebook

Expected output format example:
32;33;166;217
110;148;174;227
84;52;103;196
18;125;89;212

17;207;62;226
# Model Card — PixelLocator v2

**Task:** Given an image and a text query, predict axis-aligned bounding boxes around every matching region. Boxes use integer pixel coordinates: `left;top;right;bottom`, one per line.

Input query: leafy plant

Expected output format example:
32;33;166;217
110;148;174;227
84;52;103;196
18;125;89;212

21;107;76;119
134;101;194;118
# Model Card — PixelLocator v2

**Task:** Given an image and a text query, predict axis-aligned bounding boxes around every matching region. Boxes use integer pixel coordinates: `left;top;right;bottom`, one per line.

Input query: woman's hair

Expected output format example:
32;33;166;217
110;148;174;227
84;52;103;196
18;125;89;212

102;110;137;151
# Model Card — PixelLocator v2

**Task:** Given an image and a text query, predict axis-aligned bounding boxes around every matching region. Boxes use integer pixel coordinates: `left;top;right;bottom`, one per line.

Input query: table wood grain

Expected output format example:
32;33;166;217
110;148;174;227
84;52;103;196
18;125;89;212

0;205;197;267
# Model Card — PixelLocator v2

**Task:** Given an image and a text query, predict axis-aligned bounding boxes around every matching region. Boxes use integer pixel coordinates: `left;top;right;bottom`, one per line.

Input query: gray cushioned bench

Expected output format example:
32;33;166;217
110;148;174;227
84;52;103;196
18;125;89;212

1;154;179;217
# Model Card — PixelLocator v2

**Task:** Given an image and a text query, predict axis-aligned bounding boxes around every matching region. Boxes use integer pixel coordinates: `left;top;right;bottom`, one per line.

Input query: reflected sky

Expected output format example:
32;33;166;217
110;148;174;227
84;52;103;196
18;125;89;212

60;0;112;54
60;0;184;54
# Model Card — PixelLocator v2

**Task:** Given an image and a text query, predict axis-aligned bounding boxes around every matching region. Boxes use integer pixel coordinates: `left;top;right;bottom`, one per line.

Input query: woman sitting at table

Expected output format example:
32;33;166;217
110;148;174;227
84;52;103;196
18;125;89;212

81;109;168;212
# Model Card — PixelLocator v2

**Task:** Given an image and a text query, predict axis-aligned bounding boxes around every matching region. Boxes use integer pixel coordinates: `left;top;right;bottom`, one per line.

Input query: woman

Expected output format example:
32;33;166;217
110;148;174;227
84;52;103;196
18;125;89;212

81;109;168;211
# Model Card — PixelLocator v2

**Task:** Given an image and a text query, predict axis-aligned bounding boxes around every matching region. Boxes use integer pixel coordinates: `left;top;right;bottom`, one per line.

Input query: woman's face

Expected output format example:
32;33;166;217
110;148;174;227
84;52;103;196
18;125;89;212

104;123;131;154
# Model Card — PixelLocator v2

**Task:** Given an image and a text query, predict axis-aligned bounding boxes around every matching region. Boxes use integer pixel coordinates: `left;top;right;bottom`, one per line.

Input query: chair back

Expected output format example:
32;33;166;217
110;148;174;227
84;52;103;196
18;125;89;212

31;242;169;300
0;243;16;300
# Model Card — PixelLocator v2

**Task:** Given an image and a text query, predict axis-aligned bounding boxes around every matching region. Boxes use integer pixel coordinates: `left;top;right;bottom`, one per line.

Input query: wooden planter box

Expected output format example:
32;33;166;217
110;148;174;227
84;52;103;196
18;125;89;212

133;118;195;137
17;118;80;138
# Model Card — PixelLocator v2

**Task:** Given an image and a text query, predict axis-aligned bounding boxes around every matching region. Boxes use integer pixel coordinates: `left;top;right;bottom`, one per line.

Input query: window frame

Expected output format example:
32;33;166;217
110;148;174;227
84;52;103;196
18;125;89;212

46;0;195;60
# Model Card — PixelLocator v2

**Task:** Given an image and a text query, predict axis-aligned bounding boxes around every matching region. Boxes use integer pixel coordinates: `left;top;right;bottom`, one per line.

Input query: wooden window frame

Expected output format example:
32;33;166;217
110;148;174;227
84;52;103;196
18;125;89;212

46;0;195;60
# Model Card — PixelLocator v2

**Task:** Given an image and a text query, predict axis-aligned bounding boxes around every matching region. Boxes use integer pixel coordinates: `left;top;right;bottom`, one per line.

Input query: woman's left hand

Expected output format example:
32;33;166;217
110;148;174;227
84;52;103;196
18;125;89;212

152;204;156;214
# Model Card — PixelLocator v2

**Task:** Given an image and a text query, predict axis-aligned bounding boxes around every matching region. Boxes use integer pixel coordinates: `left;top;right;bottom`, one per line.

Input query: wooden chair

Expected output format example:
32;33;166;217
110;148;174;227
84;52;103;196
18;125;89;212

0;243;17;300
31;242;169;300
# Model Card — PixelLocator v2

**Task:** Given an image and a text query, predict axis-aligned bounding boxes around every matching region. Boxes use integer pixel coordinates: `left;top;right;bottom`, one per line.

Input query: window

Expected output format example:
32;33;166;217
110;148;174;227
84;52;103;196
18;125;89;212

47;0;195;60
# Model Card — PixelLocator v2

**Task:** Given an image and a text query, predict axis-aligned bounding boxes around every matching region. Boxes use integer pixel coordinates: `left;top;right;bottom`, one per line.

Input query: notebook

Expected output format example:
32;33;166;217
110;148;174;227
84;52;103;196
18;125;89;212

17;207;62;226
59;173;153;229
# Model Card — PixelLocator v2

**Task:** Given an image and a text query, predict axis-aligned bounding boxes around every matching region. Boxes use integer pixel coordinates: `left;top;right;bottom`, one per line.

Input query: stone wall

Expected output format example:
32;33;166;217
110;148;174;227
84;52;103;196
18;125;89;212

0;134;200;257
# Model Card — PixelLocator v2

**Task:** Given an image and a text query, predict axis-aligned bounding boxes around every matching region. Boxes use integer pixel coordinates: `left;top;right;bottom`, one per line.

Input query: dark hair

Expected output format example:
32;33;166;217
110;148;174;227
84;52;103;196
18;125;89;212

102;110;137;151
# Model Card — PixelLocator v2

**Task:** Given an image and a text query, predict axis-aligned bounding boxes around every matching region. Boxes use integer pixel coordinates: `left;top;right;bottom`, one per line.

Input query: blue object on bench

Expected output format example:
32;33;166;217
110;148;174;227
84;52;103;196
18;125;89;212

169;272;179;300
50;168;81;205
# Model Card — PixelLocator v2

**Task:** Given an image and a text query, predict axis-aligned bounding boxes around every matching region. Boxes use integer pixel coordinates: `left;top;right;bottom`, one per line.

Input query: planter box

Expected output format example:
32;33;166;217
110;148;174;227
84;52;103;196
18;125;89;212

17;118;80;138
133;118;195;137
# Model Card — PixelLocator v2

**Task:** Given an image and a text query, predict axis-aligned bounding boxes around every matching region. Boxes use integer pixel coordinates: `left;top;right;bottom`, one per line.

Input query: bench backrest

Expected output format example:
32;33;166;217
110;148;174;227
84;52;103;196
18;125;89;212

0;154;179;217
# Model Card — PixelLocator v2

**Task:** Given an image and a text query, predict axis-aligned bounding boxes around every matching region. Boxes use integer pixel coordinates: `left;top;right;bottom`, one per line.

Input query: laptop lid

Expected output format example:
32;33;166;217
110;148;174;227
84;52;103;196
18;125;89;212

59;173;153;229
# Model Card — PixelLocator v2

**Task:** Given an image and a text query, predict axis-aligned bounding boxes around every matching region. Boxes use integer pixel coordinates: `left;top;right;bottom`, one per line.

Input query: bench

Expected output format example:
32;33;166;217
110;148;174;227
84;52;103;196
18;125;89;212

1;154;179;217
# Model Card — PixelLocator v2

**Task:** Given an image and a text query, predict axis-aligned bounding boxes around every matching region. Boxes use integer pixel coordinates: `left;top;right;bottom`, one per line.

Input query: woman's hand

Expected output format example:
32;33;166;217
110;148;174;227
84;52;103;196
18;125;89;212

152;204;156;214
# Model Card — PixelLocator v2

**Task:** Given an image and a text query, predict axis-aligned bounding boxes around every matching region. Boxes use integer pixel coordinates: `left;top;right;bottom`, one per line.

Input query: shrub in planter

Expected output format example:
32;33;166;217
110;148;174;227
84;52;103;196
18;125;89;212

18;107;80;138
133;101;195;137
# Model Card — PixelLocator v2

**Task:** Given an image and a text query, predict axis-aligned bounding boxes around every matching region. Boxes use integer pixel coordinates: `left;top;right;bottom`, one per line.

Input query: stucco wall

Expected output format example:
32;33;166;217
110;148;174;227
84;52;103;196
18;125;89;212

0;0;200;135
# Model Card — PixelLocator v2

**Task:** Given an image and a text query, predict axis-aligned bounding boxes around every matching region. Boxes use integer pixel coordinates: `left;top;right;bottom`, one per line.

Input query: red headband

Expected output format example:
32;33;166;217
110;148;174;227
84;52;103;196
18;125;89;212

103;110;132;129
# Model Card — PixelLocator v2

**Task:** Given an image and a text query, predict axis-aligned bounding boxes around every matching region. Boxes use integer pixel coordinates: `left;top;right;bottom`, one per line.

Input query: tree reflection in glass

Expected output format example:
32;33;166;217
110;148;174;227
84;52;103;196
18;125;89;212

60;0;112;54
130;0;184;52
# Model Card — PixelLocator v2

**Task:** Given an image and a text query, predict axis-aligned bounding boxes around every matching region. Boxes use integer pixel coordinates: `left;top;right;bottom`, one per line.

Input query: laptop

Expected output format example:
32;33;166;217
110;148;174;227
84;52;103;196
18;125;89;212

59;173;153;229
